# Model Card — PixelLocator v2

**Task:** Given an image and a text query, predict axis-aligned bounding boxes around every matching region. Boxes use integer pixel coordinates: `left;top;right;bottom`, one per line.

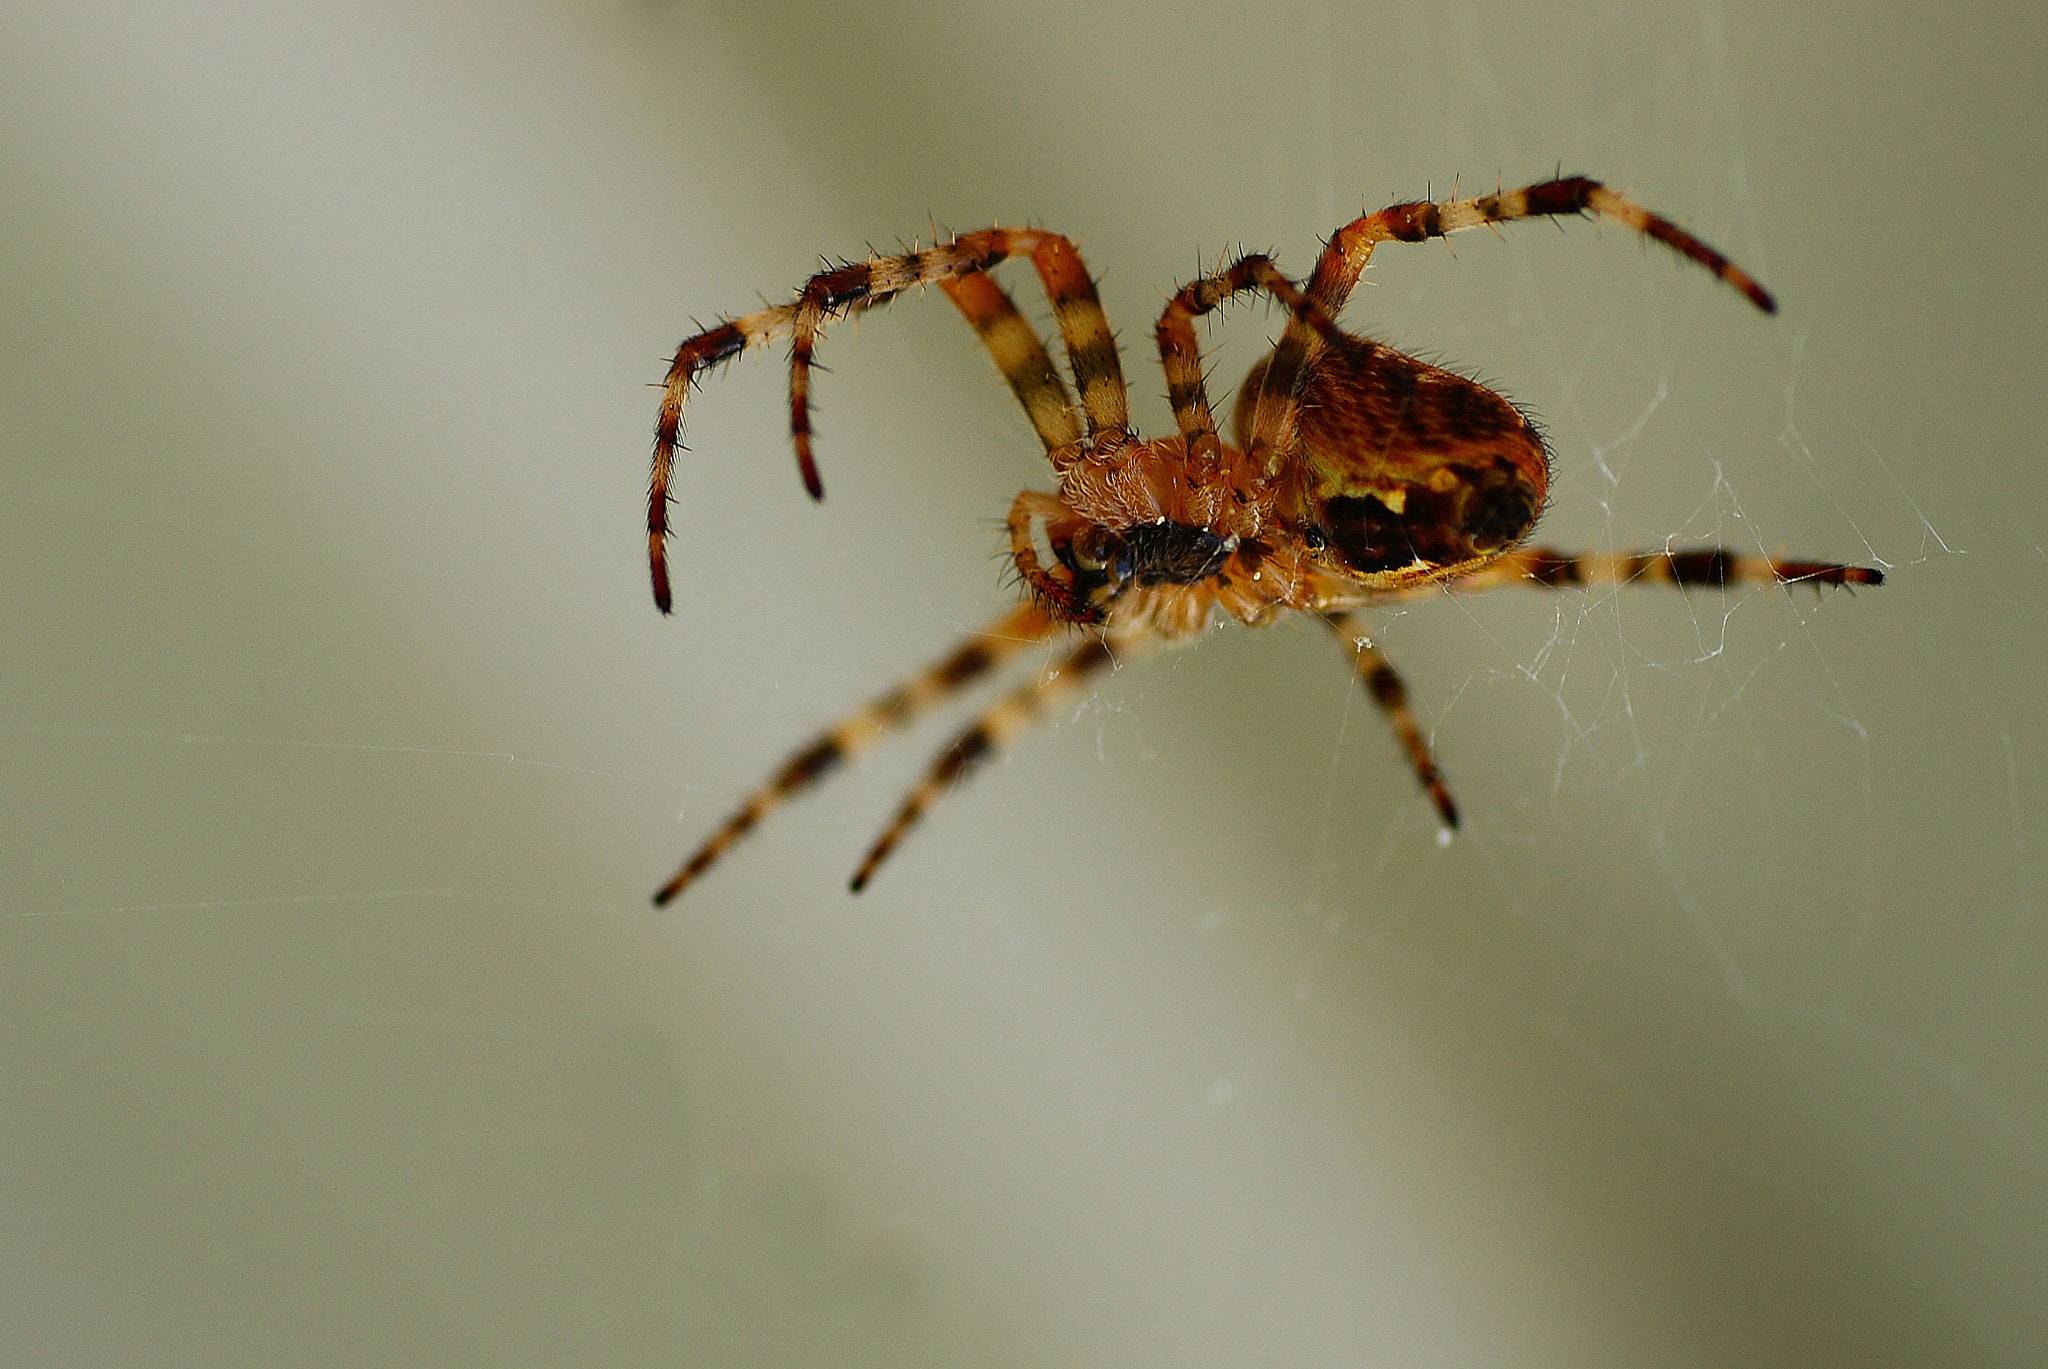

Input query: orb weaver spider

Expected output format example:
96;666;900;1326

645;175;1880;902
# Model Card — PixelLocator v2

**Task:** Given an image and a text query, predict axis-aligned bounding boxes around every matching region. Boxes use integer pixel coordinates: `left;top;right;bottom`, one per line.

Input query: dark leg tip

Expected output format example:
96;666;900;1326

651;553;673;614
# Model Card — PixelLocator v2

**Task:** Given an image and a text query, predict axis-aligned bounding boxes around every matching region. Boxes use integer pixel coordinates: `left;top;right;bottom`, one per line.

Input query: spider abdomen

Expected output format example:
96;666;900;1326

1253;334;1551;579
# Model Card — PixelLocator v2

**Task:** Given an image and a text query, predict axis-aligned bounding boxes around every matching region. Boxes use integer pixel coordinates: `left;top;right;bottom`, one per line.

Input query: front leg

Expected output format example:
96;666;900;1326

1152;253;1346;481
850;632;1128;892
650;227;1119;612
653;598;1059;904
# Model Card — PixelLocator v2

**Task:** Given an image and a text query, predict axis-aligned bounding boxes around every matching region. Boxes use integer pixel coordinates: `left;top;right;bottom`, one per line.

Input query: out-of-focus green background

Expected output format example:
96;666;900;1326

4;2;2042;1364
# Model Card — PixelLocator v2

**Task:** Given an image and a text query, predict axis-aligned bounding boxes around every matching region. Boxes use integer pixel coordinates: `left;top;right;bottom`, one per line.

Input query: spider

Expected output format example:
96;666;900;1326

645;175;1880;903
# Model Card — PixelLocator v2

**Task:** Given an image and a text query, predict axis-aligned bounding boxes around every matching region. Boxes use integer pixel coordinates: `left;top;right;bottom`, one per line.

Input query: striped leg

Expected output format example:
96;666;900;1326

1443;545;1885;593
650;228;1125;612
1303;176;1776;321
1030;234;1131;447
654;600;1059;905
1323;614;1459;830
1153;254;1347;476
939;271;1083;455
1232;177;1778;482
849;633;1124;892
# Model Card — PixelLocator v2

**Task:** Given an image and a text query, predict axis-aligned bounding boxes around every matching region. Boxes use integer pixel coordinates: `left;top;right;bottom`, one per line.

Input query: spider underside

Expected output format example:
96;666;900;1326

645;176;1881;901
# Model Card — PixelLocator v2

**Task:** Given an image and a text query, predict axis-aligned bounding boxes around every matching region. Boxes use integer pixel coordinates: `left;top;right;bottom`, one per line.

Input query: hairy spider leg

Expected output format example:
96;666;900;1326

1027;235;1131;445
653;600;1060;905
1305;175;1776;322
939;271;1083;454
790;234;1131;488
1323;613;1460;829
1311;543;1881;832
1225;176;1779;476
1154;254;1349;479
849;633;1125;892
650;229;1133;612
1440;545;1885;593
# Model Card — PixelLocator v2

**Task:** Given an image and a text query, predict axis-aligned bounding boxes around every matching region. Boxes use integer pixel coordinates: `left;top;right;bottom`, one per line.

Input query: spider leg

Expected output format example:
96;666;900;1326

1221;178;1779;487
1322;613;1459;829
1029;234;1132;447
653;599;1060;905
1441;545;1884;593
849;633;1124;892
1154;254;1348;478
650;229;1126;612
1302;176;1777;321
939;271;1083;454
781;233;1134;484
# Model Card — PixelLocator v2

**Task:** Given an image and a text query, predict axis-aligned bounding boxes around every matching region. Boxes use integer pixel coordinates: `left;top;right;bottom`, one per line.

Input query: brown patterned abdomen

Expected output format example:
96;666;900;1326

1244;335;1550;577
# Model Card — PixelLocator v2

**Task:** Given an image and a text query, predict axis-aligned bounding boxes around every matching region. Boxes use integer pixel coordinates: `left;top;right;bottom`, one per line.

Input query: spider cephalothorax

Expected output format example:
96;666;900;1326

643;176;1880;901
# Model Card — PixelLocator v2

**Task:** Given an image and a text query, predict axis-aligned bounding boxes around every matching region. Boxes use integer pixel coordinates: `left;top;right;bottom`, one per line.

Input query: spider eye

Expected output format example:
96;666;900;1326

1049;524;1133;614
1066;524;1123;574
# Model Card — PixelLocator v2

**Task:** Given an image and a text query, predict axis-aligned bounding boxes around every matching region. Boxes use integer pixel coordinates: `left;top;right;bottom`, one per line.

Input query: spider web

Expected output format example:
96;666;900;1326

2;1;2041;1367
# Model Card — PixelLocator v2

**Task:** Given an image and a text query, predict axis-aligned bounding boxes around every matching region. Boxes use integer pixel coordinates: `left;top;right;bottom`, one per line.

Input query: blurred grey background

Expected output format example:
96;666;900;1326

3;1;2042;1365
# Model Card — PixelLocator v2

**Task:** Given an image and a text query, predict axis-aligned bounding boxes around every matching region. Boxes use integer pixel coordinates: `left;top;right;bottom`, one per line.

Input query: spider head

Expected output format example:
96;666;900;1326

1018;507;1238;623
1238;334;1550;583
